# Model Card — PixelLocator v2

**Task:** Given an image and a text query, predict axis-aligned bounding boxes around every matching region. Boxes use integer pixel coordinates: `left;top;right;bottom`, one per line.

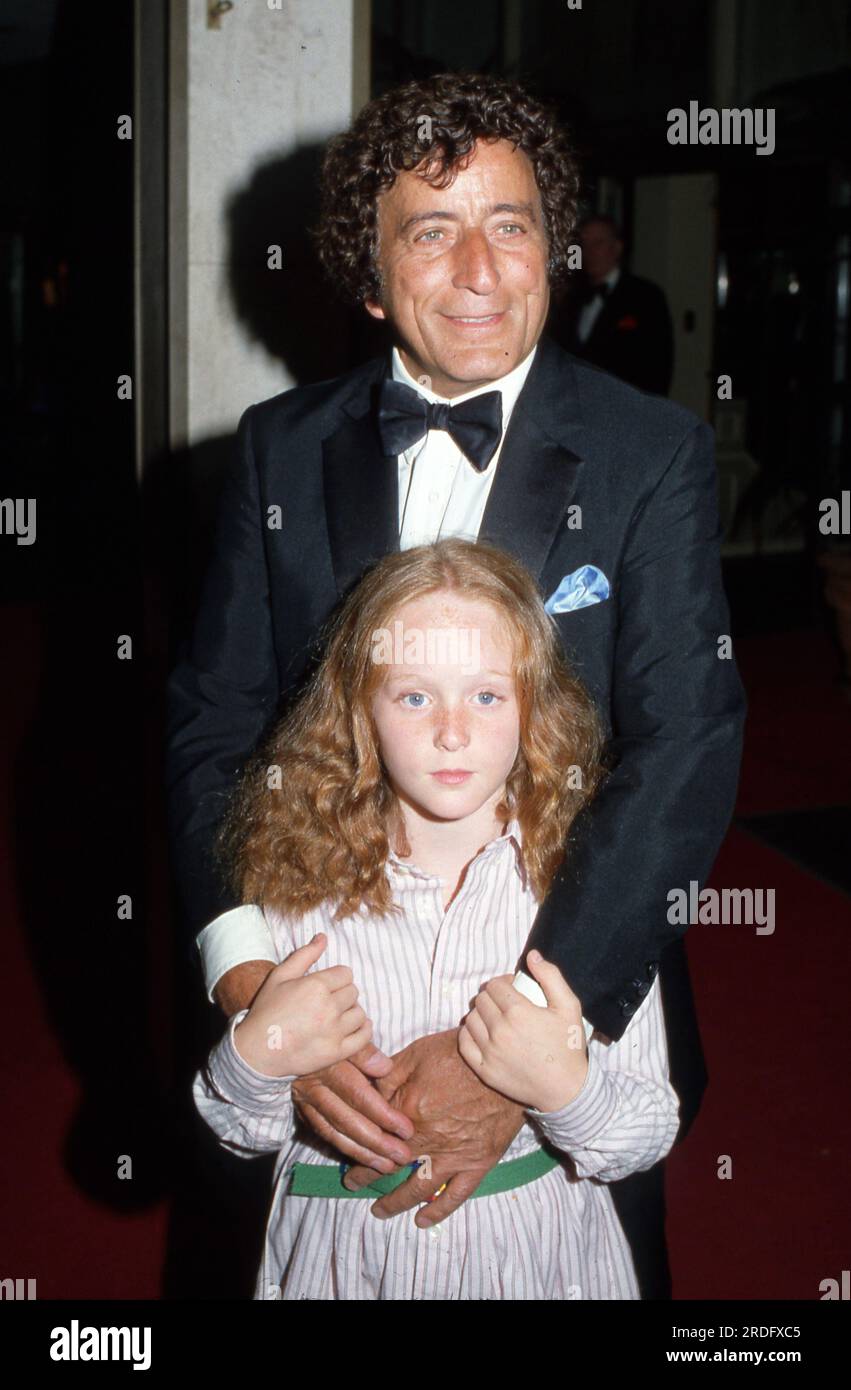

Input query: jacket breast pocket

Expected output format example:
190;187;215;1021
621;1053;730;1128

550;595;616;635
550;598;616;695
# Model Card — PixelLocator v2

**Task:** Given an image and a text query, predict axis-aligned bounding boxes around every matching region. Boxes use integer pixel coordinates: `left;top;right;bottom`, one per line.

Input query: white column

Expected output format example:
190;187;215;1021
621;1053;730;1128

168;0;371;450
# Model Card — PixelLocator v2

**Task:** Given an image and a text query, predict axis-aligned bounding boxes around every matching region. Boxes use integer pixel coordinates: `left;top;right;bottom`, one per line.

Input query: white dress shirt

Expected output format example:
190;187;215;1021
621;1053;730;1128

193;818;680;1299
197;343;538;1001
577;265;621;344
395;341;537;549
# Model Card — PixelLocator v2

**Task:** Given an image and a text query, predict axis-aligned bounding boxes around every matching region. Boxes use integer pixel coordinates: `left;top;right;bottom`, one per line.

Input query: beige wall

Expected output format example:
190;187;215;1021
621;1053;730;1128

167;0;371;450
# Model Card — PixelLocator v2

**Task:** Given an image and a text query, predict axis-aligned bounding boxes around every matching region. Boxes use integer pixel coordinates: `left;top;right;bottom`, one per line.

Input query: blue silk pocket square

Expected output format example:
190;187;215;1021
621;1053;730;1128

544;565;610;615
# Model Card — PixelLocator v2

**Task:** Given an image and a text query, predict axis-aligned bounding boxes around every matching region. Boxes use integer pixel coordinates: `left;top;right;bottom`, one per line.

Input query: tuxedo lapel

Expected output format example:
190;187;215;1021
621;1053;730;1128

322;356;398;600
478;335;586;585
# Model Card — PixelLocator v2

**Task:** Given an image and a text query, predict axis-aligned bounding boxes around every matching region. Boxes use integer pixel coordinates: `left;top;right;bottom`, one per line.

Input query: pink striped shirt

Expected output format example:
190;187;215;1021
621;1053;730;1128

192;819;681;1300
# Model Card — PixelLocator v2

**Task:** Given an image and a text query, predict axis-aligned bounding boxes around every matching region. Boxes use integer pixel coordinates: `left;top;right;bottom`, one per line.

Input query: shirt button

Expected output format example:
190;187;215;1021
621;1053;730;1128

428;491;439;503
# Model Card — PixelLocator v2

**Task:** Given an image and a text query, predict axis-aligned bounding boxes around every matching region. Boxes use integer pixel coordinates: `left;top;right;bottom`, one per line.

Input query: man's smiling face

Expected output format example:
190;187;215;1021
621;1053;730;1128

364;138;550;397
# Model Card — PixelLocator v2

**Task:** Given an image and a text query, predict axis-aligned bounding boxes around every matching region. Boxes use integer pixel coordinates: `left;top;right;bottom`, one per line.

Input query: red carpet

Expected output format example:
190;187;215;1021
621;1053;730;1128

0;602;168;1299
667;630;851;1298
1;608;848;1299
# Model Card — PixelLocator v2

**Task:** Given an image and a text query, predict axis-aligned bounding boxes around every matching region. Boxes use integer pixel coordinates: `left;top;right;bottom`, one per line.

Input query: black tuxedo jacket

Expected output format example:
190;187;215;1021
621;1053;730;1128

554;272;675;396
165;333;746;1130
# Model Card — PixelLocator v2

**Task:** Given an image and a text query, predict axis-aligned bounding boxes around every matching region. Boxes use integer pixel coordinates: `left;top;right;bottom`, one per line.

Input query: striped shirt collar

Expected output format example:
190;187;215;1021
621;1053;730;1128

386;815;527;889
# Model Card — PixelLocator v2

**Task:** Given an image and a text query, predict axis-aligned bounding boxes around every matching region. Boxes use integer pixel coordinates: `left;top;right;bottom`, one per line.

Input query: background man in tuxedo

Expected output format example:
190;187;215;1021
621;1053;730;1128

166;72;746;1299
551;214;675;395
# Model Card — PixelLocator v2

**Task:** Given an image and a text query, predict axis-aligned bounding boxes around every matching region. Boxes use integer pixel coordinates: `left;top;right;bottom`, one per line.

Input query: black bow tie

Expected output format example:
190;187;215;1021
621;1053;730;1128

377;377;503;473
586;281;610;304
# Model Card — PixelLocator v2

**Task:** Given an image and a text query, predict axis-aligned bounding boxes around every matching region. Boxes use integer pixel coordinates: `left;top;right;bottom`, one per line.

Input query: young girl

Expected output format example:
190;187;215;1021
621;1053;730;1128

193;538;680;1300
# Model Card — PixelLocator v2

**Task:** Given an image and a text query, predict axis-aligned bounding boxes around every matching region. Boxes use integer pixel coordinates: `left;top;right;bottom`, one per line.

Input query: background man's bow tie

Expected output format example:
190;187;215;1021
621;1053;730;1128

377;377;503;472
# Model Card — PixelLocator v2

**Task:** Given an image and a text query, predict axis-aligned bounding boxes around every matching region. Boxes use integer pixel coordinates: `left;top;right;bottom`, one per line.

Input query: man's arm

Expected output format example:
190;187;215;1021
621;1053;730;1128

214;958;277;1016
197;905;276;1010
523;419;747;1039
165;405;281;961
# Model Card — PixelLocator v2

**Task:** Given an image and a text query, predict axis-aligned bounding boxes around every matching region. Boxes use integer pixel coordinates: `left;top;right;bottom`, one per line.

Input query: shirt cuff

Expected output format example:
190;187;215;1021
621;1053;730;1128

206;1009;298;1113
196;904;277;1003
526;1049;620;1149
511;969;547;1006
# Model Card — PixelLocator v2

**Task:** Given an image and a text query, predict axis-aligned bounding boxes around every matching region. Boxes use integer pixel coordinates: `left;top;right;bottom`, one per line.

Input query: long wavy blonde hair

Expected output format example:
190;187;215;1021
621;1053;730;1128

216;538;609;921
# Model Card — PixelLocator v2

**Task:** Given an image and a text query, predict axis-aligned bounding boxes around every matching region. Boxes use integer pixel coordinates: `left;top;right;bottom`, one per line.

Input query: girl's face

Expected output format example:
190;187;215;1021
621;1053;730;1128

369;590;521;827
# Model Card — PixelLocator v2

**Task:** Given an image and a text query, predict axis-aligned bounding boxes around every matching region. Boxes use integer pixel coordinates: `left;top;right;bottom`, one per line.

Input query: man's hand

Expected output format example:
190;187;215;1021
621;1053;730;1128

214;959;277;1016
342;1028;525;1228
292;1048;417;1174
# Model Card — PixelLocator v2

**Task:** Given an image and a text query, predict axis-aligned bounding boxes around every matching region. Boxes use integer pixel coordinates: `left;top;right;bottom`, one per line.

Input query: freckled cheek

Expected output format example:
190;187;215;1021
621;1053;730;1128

383;716;434;760
472;713;517;749
485;716;521;764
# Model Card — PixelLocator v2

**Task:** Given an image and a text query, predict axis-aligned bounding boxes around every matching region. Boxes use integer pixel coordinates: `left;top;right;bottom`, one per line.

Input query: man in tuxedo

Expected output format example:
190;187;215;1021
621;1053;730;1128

166;72;746;1299
551;215;675;396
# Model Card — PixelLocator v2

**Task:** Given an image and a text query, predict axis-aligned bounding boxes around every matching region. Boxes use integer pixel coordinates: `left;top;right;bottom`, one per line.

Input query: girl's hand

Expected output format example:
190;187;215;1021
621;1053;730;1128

233;934;373;1078
458;950;589;1113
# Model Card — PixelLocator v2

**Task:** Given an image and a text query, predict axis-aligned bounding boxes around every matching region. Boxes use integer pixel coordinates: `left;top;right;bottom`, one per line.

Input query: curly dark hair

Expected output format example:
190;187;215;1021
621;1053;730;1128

313;71;581;307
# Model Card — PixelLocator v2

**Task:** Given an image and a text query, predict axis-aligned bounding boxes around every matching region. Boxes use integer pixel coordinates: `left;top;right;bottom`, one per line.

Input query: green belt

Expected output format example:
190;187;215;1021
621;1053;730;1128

288;1147;560;1199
